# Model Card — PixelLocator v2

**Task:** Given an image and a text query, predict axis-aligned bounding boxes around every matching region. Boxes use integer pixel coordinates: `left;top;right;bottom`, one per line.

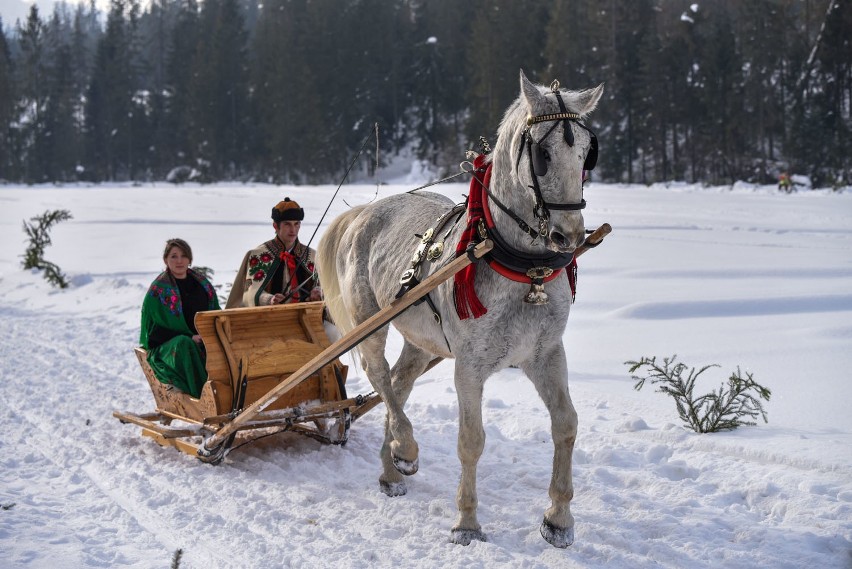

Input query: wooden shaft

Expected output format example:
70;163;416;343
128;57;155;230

575;222;611;258
199;239;495;454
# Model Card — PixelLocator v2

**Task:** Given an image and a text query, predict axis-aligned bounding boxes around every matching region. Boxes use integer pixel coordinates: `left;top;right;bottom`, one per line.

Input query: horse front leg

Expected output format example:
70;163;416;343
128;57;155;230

450;368;487;545
522;345;578;548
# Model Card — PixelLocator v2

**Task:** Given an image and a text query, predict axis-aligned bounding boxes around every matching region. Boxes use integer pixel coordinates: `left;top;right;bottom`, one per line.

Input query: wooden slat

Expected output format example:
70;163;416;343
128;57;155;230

113;411;201;437
142;429;202;456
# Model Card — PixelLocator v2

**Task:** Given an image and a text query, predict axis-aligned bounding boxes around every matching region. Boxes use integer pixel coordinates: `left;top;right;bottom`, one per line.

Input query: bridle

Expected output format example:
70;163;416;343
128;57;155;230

488;80;599;244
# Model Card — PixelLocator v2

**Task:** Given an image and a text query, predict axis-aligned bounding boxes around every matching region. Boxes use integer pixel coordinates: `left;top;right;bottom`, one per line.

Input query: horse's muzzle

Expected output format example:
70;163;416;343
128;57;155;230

548;224;585;253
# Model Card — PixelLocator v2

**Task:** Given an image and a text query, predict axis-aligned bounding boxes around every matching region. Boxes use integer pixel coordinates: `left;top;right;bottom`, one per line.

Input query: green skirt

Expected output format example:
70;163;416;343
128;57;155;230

146;335;207;398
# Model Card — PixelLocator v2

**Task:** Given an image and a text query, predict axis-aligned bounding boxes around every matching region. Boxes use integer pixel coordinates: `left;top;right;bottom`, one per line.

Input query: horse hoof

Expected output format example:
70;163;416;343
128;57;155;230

450;528;487;546
379;479;407;497
392;455;419;476
540;519;574;548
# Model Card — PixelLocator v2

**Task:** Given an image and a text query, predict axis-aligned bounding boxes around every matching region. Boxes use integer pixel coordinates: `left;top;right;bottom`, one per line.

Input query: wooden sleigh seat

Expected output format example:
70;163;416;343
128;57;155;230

114;302;380;461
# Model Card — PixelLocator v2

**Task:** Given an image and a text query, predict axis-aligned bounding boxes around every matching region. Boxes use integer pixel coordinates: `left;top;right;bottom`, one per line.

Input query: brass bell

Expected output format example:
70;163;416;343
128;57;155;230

524;267;553;305
524;282;548;305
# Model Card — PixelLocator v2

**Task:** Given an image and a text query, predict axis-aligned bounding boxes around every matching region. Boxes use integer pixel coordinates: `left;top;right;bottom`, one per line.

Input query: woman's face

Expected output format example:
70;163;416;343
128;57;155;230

165;246;190;279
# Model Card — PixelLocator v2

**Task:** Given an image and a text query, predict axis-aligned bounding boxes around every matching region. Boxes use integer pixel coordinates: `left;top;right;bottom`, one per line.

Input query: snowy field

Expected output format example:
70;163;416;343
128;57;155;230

0;180;850;568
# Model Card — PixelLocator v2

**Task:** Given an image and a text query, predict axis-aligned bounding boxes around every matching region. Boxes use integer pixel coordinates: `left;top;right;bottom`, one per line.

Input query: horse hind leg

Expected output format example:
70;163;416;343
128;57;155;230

377;341;435;496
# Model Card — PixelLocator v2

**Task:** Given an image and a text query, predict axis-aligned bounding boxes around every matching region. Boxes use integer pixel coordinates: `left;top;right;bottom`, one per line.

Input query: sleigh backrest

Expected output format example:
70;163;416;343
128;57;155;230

194;302;345;416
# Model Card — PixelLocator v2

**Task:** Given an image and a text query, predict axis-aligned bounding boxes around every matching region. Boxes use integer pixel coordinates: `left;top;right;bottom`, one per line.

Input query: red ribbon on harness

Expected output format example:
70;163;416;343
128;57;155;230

454;154;490;320
279;250;300;302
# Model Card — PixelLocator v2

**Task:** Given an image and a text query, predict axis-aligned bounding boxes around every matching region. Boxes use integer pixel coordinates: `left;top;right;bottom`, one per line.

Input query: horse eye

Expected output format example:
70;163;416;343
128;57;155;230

542;148;551;161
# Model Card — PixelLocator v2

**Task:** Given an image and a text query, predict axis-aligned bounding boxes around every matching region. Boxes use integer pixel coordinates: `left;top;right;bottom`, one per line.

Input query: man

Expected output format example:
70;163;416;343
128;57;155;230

226;198;322;308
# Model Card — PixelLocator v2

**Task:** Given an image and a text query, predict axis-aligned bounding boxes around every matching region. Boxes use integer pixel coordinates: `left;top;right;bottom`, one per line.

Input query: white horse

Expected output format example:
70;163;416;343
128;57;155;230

317;70;603;548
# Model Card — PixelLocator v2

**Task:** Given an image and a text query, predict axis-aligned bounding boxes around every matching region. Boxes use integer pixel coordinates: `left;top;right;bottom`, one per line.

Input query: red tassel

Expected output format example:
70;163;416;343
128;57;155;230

566;258;577;303
454;155;491;320
454;264;488;319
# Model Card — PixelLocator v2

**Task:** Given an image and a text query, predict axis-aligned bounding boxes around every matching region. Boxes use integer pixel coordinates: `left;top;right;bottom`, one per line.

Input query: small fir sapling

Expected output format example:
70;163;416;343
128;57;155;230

191;266;214;279
21;209;73;288
625;355;771;433
171;548;183;569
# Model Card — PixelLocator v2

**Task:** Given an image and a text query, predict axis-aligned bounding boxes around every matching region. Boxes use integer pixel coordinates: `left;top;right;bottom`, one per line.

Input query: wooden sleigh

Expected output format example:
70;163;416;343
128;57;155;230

115;224;609;465
114;301;382;459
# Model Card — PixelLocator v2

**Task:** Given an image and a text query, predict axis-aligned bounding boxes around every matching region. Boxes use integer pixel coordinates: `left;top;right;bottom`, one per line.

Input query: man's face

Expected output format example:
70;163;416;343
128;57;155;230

275;220;301;248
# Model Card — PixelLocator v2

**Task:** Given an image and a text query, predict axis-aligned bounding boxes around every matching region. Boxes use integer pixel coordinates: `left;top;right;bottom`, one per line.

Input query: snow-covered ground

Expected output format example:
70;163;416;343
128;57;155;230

1;180;850;568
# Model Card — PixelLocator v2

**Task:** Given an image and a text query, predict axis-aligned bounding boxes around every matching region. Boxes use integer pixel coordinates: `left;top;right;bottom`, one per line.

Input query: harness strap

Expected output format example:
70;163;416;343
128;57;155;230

396;204;465;347
546;198;587;211
482;185;575;275
480;173;539;241
553;90;575;147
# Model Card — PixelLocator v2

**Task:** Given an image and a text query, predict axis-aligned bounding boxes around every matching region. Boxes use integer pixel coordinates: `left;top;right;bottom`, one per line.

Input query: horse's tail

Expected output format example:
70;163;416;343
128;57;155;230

317;206;365;336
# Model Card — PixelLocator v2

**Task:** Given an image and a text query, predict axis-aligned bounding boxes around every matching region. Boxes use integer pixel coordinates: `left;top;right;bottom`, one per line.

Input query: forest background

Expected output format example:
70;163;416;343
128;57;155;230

0;0;849;187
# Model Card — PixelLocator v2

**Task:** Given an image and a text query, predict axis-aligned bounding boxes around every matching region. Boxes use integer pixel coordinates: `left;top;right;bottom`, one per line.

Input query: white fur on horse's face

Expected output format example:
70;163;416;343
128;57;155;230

317;70;603;547
511;71;606;253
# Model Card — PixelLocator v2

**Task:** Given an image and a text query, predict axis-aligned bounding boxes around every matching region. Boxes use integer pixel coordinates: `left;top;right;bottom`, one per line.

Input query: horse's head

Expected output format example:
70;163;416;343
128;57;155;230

497;70;603;253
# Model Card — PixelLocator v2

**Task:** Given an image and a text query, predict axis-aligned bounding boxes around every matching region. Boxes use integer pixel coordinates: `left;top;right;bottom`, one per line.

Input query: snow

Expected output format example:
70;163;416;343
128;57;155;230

1;180;851;568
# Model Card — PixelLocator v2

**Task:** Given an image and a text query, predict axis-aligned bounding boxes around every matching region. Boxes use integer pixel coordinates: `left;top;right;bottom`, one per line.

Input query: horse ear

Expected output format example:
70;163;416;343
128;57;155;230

519;69;544;109
578;83;605;117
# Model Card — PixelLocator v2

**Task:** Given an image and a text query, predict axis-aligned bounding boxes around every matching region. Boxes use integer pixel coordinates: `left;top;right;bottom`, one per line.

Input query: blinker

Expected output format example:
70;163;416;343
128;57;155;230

531;142;550;177
584;131;598;171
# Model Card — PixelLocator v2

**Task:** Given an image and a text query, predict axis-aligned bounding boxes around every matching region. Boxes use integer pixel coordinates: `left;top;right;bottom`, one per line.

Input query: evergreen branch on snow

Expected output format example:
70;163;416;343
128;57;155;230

20;209;73;289
626;355;771;433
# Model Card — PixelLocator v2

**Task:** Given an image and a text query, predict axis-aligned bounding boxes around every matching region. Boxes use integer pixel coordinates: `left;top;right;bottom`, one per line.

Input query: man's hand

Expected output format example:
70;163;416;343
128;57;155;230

309;288;322;301
270;293;285;305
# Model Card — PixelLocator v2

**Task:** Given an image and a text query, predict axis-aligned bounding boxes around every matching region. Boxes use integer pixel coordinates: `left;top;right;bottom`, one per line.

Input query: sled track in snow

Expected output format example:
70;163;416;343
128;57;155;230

0;309;237;569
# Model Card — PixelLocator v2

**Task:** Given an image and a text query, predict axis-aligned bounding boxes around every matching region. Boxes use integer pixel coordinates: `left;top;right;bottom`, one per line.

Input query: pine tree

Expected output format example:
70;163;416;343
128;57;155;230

0;18;16;181
466;0;548;143
85;0;138;181
17;5;49;182
137;0;175;178
164;0;200;174
189;0;249;180
410;1;475;167
788;0;851;186
543;0;604;89
37;7;84;182
599;0;655;183
735;0;789;183
696;5;746;184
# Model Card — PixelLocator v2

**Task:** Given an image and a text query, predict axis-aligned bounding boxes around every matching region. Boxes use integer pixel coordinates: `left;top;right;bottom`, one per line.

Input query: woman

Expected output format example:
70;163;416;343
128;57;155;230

140;238;220;397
